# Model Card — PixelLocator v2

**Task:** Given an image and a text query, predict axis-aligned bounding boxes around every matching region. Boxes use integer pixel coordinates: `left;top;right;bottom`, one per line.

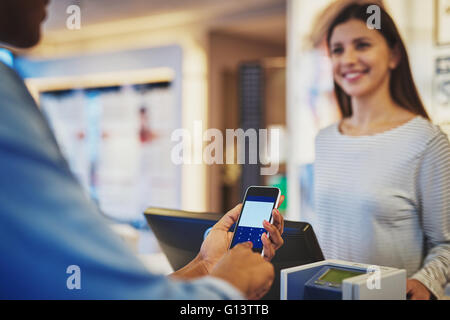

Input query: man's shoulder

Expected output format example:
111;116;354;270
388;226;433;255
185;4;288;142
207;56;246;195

0;62;62;162
0;62;40;122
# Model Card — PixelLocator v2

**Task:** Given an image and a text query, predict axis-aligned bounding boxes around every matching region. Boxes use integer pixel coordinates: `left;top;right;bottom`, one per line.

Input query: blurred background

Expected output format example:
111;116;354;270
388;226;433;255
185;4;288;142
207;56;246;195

1;0;449;271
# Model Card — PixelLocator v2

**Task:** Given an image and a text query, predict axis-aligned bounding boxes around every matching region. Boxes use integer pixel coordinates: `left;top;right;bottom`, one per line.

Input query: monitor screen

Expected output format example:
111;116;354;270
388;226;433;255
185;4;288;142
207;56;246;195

319;268;364;284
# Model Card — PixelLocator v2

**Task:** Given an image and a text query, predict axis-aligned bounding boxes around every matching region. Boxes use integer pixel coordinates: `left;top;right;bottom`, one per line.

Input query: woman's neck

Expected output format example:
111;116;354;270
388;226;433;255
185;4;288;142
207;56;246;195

350;95;397;128
340;77;417;136
348;78;407;129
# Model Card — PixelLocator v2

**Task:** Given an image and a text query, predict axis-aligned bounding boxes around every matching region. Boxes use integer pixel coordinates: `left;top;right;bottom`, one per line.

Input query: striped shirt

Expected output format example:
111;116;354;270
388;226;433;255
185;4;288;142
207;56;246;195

314;116;450;298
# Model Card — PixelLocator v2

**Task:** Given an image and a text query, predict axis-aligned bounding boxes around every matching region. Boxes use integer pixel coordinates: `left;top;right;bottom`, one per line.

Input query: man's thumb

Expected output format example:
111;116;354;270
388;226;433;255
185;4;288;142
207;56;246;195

235;241;253;250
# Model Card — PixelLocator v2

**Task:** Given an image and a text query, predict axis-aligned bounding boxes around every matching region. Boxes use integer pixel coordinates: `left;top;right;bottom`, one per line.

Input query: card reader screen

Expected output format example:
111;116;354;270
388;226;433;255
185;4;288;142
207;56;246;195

318;268;364;284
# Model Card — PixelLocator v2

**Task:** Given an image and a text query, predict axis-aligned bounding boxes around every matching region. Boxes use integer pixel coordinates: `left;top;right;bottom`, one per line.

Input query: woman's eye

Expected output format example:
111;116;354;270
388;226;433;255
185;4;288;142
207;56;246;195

356;42;370;49
331;47;343;55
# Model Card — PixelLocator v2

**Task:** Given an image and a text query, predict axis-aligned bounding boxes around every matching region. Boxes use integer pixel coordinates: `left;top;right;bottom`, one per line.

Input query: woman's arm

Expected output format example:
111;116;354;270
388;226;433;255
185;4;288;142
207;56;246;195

411;131;450;299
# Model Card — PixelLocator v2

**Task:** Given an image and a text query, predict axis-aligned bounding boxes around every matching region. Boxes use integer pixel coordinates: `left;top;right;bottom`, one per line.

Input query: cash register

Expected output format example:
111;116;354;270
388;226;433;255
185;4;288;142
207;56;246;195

281;260;406;300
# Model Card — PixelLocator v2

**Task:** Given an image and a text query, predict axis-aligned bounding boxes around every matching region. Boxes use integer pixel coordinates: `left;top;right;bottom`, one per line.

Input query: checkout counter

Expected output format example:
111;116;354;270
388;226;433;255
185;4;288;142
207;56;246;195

281;260;406;300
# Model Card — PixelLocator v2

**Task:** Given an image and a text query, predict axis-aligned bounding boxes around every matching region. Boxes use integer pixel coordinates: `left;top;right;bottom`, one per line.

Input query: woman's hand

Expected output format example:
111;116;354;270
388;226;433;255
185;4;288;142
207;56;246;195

198;196;285;273
406;279;432;300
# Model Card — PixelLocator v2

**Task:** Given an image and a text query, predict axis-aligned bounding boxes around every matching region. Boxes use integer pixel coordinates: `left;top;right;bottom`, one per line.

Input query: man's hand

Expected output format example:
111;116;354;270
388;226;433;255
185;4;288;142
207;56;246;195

261;206;284;261
198;196;285;273
406;279;432;300
211;242;275;300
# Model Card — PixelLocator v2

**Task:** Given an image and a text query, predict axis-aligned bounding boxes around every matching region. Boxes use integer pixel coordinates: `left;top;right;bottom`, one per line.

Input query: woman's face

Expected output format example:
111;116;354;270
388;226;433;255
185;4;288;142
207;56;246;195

329;19;399;99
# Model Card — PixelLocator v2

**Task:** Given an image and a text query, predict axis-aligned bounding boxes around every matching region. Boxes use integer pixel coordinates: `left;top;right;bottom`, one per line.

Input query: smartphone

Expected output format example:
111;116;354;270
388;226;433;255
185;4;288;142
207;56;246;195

229;186;281;254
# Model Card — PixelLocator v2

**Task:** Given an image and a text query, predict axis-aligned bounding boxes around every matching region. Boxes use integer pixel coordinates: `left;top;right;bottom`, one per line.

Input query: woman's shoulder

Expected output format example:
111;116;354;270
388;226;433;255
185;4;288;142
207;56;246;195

409;116;449;146
316;122;340;140
382;116;450;159
314;123;341;148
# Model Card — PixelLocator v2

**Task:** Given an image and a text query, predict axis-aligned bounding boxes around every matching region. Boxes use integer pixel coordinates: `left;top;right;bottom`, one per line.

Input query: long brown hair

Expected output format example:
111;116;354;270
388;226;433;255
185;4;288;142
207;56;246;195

326;3;430;120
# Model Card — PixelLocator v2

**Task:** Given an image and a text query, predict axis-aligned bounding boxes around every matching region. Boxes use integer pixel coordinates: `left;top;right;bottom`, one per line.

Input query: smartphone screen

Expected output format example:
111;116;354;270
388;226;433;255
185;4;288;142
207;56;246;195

230;187;280;253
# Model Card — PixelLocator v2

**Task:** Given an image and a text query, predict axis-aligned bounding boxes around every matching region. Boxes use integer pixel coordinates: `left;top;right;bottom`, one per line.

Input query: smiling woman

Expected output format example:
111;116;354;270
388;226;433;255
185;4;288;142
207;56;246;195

312;2;450;300
326;2;429;123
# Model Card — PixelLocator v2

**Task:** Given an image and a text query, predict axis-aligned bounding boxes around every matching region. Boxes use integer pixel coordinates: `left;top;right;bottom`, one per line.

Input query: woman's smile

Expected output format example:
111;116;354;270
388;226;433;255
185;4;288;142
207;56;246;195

341;68;370;83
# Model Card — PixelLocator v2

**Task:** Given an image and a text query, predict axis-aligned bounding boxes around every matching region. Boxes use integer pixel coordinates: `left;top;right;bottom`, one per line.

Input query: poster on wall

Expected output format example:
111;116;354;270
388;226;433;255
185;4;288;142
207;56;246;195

434;56;450;136
40;83;180;226
435;0;450;46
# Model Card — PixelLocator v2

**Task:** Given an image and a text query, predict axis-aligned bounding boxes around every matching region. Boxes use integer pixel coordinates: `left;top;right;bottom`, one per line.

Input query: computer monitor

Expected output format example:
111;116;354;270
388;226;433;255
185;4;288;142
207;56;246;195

144;207;324;300
144;208;222;271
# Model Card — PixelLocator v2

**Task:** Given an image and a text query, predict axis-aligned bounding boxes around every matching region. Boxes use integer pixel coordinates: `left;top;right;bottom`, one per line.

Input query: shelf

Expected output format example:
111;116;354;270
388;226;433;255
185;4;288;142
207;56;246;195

25;67;175;101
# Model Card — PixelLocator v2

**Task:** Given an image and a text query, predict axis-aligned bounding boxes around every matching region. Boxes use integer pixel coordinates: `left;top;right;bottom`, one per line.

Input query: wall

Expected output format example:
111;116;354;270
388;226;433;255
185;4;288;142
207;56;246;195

15;45;184;212
407;0;450;125
19;20;210;212
208;32;286;213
